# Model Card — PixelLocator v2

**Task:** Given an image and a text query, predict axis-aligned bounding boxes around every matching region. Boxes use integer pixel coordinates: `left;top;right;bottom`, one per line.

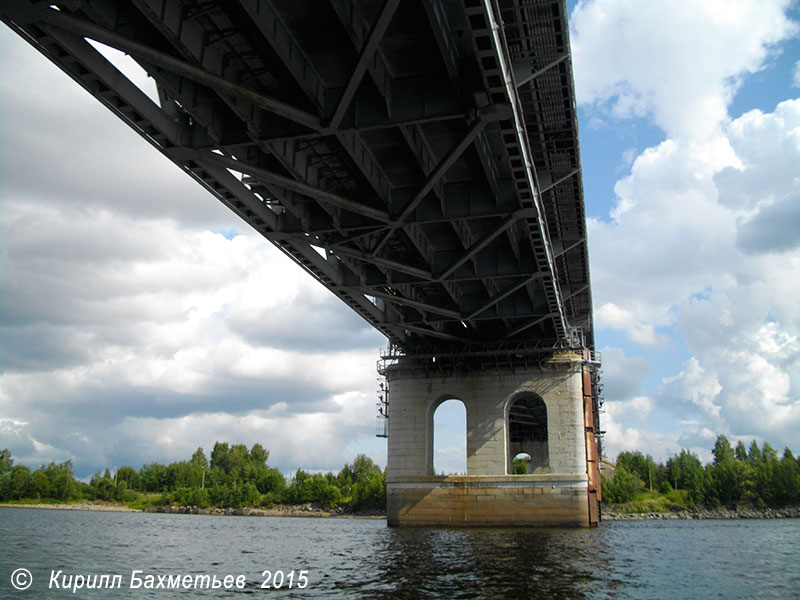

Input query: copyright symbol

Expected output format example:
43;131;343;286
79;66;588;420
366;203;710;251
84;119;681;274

10;568;32;591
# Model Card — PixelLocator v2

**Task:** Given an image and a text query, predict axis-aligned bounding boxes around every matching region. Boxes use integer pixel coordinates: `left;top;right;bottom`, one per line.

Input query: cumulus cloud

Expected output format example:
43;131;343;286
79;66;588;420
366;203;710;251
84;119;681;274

2;1;799;481
599;403;679;462
571;0;797;139
587;137;739;336
0;29;386;478
572;0;800;457
592;99;800;452
598;346;652;402
660;358;723;420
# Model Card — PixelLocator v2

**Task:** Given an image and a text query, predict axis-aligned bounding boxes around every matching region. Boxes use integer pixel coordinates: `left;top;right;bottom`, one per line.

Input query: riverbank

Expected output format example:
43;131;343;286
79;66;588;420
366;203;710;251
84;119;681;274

603;505;800;520
6;501;799;521
144;504;385;518
1;501;138;512
1;501;384;518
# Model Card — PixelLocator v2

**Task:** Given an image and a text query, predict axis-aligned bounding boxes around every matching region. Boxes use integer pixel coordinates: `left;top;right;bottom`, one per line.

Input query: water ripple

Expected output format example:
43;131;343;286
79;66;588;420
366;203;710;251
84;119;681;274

1;508;798;599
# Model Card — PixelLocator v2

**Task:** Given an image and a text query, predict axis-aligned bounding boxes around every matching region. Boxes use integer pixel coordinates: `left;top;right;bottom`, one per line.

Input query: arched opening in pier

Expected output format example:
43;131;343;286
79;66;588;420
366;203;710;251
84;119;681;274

508;395;549;474
432;398;467;475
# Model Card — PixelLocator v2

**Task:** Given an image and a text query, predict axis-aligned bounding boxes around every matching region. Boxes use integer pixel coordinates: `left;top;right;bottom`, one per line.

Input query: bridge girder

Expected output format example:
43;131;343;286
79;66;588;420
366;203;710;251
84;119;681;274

1;0;594;352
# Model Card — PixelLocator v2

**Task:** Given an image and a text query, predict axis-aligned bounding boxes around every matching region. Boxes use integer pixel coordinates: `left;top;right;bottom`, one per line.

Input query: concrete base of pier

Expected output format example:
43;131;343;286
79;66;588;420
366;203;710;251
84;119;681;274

387;475;590;527
384;351;601;527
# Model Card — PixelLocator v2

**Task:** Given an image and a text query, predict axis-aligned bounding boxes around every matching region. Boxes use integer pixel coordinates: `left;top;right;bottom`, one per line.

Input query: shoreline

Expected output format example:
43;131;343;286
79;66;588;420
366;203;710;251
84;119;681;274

602;506;800;520
144;504;386;519
0;501;138;512
5;502;799;521
0;502;384;519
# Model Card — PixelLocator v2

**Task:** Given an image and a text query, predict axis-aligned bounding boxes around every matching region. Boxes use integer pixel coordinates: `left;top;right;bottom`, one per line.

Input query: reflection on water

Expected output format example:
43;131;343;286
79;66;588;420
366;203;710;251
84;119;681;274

1;507;798;599
355;527;613;599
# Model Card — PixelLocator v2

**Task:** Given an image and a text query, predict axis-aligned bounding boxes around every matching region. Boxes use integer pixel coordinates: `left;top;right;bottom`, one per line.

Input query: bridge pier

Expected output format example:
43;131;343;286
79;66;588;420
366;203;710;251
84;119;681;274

384;351;601;527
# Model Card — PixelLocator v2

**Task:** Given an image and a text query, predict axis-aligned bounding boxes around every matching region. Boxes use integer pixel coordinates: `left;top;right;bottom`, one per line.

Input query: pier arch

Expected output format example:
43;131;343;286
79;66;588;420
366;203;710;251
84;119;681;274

507;394;549;474
429;397;467;475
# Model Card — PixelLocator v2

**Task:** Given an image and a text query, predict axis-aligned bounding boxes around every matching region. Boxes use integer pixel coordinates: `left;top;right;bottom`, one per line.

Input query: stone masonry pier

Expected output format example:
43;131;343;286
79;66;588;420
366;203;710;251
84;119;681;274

384;351;601;527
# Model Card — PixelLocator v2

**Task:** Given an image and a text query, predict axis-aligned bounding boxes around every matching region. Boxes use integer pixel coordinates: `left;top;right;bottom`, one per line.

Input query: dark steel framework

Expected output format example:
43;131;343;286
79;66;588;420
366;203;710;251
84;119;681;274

2;0;593;353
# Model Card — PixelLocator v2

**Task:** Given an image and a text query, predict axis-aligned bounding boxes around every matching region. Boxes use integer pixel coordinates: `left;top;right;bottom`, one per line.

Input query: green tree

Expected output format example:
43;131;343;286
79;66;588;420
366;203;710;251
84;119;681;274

0;449;12;476
249;444;269;466
747;440;762;464
190;447;208;469
30;469;50;498
601;465;643;504
44;461;76;500
775;449;800;504
115;466;140;491
712;435;734;465
616;451;663;491
139;463;168;492
710;435;742;504
512;457;528;474
734;441;748;462
8;465;31;500
666;449;703;491
210;442;230;473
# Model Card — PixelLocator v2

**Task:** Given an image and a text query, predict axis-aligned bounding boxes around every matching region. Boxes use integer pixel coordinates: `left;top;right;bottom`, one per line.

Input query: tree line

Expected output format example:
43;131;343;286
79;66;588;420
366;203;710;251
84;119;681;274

0;443;386;512
603;435;800;508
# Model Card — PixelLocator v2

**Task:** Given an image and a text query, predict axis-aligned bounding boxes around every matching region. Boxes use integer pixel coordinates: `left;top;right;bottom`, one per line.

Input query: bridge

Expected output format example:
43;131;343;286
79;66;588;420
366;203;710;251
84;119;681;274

2;0;601;526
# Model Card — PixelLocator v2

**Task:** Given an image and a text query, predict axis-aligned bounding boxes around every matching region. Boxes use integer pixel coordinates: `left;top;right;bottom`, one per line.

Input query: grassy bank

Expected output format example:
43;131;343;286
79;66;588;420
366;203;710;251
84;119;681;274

606;489;693;514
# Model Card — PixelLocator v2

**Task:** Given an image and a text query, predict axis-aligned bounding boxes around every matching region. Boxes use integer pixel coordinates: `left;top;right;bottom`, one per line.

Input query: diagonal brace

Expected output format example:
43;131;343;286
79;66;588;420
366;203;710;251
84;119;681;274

464;274;544;320
371;118;485;255
329;0;400;129
504;314;555;339
345;288;462;320
515;54;568;88
540;168;580;194
436;209;536;281
34;6;323;131
185;150;392;223
325;245;433;280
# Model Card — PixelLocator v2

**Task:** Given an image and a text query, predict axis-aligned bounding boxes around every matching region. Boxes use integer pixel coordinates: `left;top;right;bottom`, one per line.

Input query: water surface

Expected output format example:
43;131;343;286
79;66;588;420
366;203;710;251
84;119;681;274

1;507;798;598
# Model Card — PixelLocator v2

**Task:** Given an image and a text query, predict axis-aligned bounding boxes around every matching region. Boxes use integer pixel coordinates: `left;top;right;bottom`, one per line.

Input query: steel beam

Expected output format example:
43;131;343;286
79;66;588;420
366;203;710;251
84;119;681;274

436;209;536;281
344;289;461;320
504;314;555;340
34;6;323;131
329;0;400;128
464;275;544;320
178;150;392;223
514;54;568;88
372;118;486;255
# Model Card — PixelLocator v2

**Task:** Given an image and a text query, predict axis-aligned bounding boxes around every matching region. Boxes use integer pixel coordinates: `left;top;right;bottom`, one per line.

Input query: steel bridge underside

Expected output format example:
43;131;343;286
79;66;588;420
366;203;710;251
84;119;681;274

2;0;593;353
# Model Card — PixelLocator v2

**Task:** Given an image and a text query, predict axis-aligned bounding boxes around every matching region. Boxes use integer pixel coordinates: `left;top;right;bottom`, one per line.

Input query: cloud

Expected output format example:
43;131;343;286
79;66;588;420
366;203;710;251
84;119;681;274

736;193;800;254
0;33;240;229
716;99;800;212
0;214;385;476
571;0;797;139
0;29;388;478
591;100;800;452
573;1;800;458
587;137;739;338
599;405;678;462
595;304;669;346
659;357;723;420
598;346;652;402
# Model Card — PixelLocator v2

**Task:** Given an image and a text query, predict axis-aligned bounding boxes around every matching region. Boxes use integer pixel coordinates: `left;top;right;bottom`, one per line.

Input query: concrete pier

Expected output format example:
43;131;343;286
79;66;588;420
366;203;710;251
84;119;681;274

384;352;601;527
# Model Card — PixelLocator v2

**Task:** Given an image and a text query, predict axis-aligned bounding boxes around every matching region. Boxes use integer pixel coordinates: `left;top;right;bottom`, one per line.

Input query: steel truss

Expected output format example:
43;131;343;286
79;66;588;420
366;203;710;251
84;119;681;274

1;0;593;353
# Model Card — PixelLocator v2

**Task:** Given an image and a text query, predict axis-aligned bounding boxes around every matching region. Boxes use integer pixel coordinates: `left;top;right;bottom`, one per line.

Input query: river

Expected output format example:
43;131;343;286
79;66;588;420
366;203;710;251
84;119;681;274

1;506;798;598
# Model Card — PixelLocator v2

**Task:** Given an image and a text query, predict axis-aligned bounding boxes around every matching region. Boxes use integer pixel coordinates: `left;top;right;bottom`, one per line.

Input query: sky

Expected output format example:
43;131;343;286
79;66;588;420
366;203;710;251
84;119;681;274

1;0;799;479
